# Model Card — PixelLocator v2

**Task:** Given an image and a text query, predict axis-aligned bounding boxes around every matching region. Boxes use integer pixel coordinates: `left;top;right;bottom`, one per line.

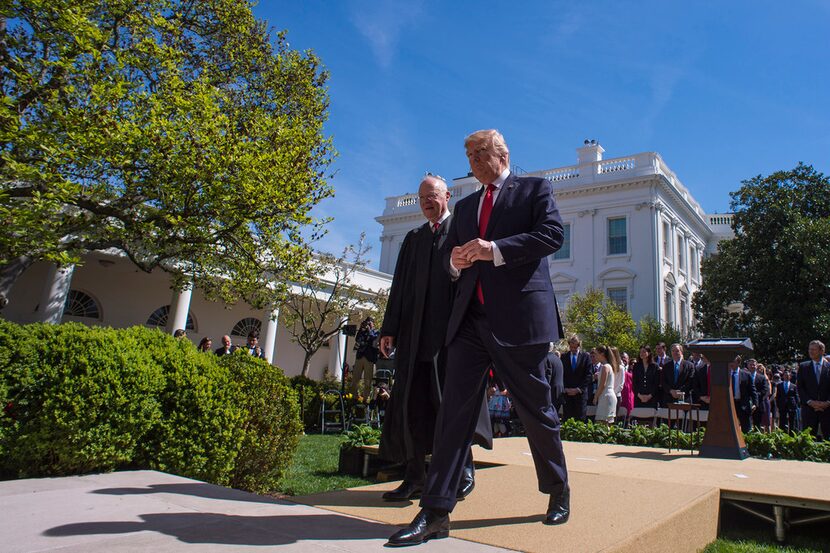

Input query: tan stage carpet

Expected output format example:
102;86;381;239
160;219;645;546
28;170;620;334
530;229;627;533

295;439;830;553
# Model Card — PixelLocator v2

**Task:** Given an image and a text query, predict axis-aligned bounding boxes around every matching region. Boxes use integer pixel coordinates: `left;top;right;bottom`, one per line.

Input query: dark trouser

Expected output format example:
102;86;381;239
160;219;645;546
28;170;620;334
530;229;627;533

779;406;798;434
801;406;830;441
420;303;568;513
562;392;587;422
404;361;438;484
734;401;751;433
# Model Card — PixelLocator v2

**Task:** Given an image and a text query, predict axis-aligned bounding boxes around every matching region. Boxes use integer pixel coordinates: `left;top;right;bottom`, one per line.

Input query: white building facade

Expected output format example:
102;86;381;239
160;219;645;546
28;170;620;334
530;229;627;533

376;142;734;337
2;252;391;380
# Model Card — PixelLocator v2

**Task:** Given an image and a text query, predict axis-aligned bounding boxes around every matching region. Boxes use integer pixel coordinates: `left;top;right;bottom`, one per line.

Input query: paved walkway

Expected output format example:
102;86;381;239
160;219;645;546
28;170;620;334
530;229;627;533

0;470;512;552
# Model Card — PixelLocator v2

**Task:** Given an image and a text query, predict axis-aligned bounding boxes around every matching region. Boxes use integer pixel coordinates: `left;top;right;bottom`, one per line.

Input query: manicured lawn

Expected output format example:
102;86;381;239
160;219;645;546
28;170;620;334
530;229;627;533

272;433;377;497
702;503;827;553
703;540;821;553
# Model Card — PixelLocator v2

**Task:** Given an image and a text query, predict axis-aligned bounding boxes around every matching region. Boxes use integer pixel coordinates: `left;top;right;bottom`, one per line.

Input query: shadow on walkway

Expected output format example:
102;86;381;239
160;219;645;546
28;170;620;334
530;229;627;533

92;482;284;505
296;488;414;509
44;512;394;546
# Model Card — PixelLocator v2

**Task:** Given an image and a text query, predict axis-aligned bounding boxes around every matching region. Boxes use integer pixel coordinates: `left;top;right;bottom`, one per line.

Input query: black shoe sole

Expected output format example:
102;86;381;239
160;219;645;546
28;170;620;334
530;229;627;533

385;530;450;547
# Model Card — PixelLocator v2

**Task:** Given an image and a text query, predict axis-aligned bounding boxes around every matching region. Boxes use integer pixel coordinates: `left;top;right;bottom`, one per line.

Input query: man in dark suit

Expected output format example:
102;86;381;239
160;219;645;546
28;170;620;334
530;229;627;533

654;342;669;406
244;330;266;359
797;340;830;440
378;175;490;502
387;129;569;547
660;343;695;405
214;334;236;356
747;359;769;430
546;346;565;413
562;335;592;421
731;359;757;433
776;369;800;433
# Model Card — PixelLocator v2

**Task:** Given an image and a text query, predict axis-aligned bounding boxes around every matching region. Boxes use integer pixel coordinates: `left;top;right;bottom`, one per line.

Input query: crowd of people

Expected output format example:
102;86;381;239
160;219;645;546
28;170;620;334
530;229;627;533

172;329;267;359
485;335;830;440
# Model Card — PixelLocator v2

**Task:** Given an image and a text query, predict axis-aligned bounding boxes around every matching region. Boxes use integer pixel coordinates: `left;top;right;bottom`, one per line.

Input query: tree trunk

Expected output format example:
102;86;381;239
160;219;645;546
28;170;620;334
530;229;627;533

301;351;314;378
0;255;34;309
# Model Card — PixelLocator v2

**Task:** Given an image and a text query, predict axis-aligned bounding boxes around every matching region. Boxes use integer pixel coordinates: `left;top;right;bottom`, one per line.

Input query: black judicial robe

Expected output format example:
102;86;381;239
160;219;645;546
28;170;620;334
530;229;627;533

378;216;492;463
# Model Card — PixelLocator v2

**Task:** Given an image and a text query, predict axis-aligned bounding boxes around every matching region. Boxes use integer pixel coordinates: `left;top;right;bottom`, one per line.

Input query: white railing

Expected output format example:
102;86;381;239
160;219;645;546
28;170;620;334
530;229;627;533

380;151;706;221
542;166;580;182
599;157;636;173
708;214;733;226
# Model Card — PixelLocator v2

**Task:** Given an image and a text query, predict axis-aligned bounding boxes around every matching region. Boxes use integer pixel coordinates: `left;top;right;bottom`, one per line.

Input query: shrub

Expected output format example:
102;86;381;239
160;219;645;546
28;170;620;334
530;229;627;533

340;424;381;450
0;321;165;478
290;373;343;432
0;321;303;492
560;418;830;462
224;353;303;493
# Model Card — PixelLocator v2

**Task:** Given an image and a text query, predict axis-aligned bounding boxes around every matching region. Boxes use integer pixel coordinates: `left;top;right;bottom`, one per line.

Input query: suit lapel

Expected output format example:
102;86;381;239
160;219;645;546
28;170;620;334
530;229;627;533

484;173;516;241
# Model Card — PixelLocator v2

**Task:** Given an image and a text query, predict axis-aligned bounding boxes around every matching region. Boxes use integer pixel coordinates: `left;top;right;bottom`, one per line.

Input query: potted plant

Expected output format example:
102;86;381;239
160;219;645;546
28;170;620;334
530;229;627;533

338;424;382;476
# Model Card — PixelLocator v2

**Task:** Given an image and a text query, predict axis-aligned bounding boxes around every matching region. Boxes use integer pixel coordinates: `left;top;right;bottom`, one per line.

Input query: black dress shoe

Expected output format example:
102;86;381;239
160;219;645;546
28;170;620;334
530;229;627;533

382;481;424;501
456;463;475;500
544;487;570;525
386;508;450;547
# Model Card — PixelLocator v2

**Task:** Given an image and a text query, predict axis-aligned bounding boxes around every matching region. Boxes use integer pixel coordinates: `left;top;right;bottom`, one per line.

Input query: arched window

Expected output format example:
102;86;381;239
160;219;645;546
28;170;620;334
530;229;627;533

231;317;262;338
63;290;101;320
146;305;196;331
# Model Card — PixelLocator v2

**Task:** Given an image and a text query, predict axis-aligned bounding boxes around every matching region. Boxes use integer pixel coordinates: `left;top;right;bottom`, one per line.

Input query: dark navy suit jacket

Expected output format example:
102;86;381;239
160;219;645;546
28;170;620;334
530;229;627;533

443;174;565;347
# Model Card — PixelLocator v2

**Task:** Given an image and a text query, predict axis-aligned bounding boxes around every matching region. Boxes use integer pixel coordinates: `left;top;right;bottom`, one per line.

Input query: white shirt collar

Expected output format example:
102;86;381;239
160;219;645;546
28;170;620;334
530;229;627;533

436;209;450;225
490;167;510;189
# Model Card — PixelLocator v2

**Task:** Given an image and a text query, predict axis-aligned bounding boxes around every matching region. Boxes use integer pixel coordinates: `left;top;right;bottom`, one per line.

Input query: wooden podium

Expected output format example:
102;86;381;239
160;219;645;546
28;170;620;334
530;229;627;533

687;338;753;460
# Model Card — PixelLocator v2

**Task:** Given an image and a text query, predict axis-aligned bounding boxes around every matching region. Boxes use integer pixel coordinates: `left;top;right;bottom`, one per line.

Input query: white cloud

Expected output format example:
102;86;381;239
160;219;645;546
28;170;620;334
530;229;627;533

348;0;424;68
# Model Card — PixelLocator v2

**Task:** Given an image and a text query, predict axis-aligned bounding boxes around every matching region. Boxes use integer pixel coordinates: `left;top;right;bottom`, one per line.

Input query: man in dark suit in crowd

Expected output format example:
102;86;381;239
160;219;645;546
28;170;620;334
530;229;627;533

214;334;236;356
731;358;757;433
747;358;769;430
692;354;712;410
588;348;601;405
378;175;490;502
546;346;565;413
244;330;266;359
776;369;800;433
387;129;569;546
561;334;592;421
660;343;695;405
654;342;669;406
797;340;830;440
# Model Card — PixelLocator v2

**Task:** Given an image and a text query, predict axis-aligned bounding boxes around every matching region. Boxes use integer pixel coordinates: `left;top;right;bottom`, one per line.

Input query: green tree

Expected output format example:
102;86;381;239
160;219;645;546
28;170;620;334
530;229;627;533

282;234;383;377
635;315;684;352
693;164;830;361
563;287;638;354
0;0;334;308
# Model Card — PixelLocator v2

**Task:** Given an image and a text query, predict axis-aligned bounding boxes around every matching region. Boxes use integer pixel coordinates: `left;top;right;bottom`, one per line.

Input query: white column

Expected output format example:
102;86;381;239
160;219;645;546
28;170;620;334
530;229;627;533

328;316;348;380
167;283;193;334
39;264;74;324
263;306;280;365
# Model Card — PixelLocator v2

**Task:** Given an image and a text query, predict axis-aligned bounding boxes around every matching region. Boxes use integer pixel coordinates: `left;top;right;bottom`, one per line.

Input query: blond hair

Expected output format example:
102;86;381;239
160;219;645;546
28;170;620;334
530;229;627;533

464;129;510;160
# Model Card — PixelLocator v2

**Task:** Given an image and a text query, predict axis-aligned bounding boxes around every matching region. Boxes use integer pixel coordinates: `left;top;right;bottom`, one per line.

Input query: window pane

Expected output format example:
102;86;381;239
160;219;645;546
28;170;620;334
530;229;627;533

553;224;571;260
608;217;627;255
608;287;627;311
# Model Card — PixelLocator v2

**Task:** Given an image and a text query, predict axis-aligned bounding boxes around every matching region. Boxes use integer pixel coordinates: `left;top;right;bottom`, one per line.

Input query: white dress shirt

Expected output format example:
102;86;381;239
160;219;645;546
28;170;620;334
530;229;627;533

449;168;510;277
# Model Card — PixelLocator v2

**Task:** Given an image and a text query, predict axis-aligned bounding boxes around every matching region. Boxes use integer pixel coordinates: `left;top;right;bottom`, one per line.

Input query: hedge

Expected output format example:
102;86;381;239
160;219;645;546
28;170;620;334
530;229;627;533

560;418;830;462
0;320;302;493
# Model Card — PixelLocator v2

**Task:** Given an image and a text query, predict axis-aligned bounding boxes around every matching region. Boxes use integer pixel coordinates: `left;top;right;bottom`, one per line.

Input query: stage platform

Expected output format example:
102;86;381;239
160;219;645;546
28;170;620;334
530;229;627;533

295;439;830;553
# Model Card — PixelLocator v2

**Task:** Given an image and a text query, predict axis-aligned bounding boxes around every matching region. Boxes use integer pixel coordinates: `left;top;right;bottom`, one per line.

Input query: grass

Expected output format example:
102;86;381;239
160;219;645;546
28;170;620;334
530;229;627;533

702;503;829;553
272;433;377;497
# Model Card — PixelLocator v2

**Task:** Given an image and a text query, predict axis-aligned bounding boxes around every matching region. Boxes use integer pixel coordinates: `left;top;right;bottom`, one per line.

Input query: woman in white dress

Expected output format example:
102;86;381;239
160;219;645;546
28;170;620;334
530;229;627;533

593;345;619;424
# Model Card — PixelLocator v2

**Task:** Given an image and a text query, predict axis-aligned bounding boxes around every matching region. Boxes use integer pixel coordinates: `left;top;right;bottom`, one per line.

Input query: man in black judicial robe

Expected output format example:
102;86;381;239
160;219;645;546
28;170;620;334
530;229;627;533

378;175;492;502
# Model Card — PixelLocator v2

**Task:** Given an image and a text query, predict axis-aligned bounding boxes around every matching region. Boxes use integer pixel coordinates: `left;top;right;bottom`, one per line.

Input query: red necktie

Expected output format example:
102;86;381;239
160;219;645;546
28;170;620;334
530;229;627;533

433;222;440;233
476;184;496;304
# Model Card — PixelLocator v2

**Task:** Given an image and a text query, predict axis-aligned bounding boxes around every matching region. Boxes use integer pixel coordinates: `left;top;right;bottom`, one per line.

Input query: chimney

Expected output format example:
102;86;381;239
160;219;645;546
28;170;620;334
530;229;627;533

577;139;604;165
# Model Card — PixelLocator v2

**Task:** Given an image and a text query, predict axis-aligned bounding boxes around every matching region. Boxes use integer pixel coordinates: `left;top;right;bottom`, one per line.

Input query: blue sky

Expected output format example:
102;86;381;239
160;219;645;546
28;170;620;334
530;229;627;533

253;1;830;270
